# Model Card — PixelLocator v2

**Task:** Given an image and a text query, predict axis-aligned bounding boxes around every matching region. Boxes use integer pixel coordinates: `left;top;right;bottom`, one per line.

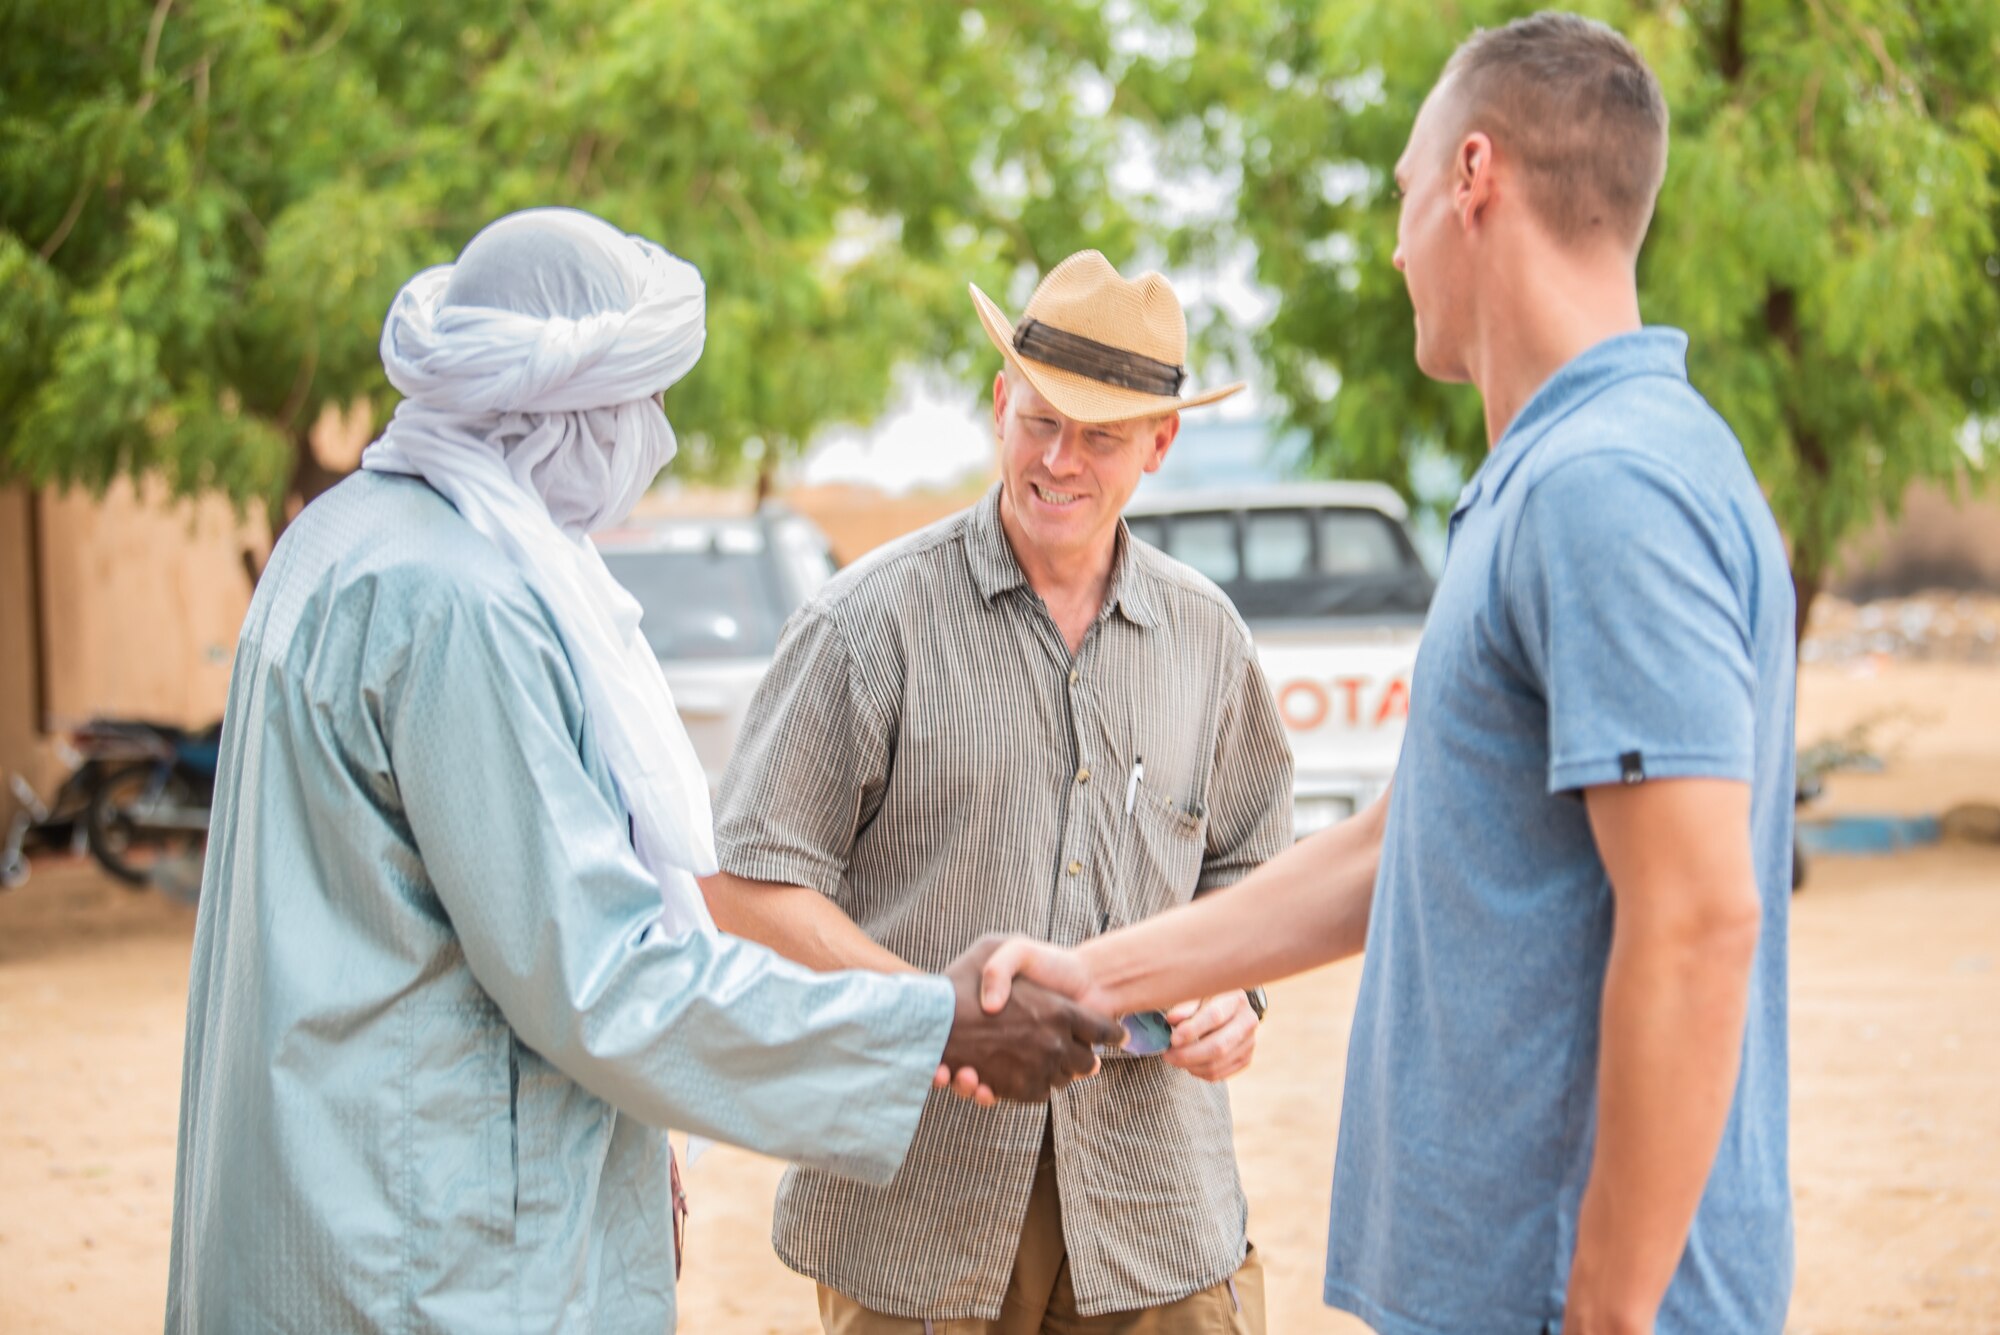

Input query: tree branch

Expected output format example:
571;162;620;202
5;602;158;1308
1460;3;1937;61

277;330;321;435
717;176;770;247
140;0;175;89
271;421;347;553
41;0;175;260
1719;0;1745;82
191;53;212;178
1797;70;1821;156
305;3;354;59
566;132;598;194
1828;0;1919;111
1766;285;1834;645
37;181;95;261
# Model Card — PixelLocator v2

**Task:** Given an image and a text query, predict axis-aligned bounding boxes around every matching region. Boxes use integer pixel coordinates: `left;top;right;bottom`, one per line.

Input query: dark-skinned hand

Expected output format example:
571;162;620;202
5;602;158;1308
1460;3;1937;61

935;935;1122;1106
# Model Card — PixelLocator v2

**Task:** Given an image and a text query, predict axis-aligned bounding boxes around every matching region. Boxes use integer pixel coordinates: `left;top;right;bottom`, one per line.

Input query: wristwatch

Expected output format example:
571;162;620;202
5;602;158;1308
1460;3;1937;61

1244;987;1269;1022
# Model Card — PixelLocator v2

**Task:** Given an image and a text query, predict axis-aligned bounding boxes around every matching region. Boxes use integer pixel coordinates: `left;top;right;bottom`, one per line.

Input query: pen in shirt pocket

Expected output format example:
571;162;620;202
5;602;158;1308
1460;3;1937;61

1124;755;1144;815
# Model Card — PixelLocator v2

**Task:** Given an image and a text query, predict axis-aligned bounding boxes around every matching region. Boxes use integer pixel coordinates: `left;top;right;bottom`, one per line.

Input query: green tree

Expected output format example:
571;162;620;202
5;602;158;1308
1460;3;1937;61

1;1;1170;538
1146;0;2000;636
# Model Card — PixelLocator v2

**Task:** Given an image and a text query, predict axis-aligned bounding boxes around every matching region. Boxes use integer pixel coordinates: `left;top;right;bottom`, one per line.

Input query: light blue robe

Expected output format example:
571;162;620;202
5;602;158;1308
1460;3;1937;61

167;471;954;1332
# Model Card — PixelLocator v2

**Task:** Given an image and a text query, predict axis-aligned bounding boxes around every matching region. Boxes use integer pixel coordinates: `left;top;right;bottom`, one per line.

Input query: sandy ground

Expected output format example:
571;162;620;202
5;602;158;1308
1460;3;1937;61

2;661;1996;1333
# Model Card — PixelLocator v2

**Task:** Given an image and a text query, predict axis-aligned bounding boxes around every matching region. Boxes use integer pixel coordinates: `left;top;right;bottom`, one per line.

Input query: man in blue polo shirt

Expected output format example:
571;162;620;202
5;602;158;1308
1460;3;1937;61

973;12;1796;1333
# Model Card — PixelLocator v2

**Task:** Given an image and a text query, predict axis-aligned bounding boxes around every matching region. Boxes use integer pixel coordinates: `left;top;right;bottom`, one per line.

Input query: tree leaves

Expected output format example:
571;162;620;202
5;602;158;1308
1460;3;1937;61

4;0;1994;606
0;0;1172;516
1154;0;2000;610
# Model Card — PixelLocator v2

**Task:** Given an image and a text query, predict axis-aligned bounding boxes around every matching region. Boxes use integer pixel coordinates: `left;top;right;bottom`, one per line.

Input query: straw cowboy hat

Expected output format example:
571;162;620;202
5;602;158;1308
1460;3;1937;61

971;251;1244;423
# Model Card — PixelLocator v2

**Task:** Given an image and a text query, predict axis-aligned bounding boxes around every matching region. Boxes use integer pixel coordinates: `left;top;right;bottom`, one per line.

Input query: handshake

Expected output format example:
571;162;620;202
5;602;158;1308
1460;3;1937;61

933;935;1115;1105
933;933;1251;1105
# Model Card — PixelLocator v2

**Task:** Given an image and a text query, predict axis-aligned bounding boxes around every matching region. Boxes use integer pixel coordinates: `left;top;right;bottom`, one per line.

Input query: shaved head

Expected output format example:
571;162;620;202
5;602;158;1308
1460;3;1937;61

1436;12;1668;249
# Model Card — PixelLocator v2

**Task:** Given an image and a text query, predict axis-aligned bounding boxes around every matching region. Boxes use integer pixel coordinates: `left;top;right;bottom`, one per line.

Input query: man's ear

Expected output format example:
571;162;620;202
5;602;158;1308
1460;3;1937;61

992;369;1010;437
1455;130;1497;229
1143;411;1182;474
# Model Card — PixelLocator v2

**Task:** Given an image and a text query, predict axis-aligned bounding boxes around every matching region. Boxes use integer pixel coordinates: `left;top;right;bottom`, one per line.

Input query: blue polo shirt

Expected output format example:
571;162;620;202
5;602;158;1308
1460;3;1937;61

1324;329;1796;1334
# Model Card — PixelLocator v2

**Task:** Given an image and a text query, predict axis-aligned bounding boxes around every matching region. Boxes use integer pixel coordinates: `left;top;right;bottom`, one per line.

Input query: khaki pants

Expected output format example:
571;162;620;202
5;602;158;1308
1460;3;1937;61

817;1136;1263;1335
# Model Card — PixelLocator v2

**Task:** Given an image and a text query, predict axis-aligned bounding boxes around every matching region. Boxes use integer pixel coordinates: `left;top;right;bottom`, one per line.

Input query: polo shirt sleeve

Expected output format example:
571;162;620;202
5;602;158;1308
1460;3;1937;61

714;604;890;898
1505;450;1757;795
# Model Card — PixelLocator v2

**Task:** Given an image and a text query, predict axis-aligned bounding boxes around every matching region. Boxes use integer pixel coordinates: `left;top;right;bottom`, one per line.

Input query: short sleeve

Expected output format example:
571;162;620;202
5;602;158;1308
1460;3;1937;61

1505;452;1756;795
1197;650;1296;892
714;605;891;897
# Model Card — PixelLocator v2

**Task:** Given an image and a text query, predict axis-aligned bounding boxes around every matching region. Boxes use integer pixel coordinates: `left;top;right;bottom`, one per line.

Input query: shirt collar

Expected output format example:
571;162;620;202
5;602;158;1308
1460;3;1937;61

1105;528;1159;629
1459;326;1691;512
965;483;1158;630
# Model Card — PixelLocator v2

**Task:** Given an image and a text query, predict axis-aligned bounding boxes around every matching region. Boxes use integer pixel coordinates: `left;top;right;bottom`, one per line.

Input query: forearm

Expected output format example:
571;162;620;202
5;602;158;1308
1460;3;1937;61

1082;794;1385;1015
1570;911;1759;1324
521;915;951;1185
701;869;914;974
433;847;947;1181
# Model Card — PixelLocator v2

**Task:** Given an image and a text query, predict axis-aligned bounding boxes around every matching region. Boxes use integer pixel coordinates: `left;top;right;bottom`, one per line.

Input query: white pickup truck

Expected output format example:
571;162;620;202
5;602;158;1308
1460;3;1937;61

596;508;839;793
603;486;1430;840
1123;483;1432;837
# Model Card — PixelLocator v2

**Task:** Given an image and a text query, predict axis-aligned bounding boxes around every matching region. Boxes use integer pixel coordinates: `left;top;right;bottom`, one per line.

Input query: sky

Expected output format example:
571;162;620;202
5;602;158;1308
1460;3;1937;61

797;375;994;494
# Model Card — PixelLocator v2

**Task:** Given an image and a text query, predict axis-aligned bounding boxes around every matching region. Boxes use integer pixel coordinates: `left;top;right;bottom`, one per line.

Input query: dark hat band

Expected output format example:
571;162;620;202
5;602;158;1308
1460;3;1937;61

1012;317;1186;397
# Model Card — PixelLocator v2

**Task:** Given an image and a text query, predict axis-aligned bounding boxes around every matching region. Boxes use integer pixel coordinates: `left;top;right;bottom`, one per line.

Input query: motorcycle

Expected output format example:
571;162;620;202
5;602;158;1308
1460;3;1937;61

0;718;219;900
82;719;219;900
1;741;96;890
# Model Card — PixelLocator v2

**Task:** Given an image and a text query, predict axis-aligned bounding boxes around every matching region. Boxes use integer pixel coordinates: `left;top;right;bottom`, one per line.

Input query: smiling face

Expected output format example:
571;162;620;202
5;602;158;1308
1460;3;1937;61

1392;80;1482;384
993;367;1178;570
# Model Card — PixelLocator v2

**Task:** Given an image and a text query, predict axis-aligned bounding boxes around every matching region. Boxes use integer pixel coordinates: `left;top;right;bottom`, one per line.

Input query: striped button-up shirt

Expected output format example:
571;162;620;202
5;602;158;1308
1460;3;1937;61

716;483;1294;1321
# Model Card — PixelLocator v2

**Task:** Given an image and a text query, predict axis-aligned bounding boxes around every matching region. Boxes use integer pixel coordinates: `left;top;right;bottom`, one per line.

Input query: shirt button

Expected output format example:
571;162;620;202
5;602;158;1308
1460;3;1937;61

1068;669;1080;684
1066;860;1083;877
1075;767;1091;784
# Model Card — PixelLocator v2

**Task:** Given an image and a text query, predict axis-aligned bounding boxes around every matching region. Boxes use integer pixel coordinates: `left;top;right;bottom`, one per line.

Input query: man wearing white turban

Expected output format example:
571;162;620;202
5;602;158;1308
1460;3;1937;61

166;208;1118;1333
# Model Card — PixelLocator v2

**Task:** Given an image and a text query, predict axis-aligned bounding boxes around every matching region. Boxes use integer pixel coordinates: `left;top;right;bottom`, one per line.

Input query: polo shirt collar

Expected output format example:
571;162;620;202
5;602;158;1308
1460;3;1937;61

966;483;1158;630
1459;326;1691;512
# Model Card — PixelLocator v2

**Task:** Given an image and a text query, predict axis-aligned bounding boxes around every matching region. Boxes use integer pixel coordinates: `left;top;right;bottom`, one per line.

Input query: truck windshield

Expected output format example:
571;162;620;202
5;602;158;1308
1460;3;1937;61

1126;507;1432;620
601;550;789;661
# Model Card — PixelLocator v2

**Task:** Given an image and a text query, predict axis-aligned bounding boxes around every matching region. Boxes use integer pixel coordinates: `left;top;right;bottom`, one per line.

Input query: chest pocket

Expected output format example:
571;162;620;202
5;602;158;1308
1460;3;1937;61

1113;774;1208;922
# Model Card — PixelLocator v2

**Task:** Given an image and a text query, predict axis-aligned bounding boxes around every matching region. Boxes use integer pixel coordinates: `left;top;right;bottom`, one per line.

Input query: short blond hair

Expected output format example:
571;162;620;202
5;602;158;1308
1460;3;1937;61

1440;12;1668;248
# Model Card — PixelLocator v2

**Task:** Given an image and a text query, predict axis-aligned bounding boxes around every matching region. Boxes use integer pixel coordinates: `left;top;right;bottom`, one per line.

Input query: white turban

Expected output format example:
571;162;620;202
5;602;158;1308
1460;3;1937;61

362;207;718;939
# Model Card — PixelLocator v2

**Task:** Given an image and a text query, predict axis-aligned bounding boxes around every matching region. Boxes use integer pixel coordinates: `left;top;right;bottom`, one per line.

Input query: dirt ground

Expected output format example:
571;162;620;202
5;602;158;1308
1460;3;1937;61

2;661;1996;1333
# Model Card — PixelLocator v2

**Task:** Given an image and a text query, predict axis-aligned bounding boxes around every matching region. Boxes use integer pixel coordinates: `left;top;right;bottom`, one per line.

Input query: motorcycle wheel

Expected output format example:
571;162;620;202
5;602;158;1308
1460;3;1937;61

86;764;204;889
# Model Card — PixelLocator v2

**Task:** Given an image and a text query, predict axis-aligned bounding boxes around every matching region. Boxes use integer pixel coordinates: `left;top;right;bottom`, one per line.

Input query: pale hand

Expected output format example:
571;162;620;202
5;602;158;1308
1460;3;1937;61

976;937;1106;1015
1161;991;1258;1081
932;935;1120;1106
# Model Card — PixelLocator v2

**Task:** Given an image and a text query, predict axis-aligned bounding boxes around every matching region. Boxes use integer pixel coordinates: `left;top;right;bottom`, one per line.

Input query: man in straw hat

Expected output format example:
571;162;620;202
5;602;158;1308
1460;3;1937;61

166;207;1120;1334
980;13;1799;1335
706;250;1293;1333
